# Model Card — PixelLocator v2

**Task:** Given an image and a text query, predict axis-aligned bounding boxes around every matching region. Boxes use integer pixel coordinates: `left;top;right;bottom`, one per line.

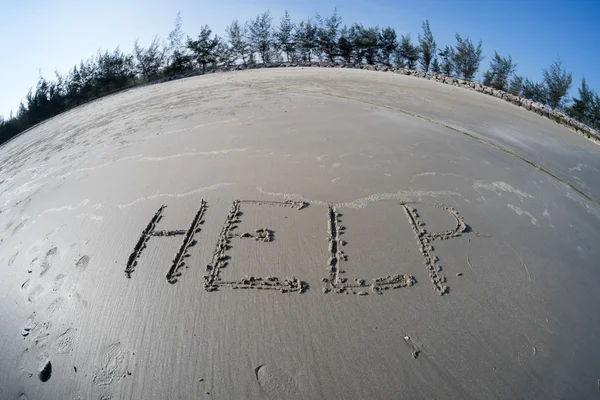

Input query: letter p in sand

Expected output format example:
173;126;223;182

401;203;467;295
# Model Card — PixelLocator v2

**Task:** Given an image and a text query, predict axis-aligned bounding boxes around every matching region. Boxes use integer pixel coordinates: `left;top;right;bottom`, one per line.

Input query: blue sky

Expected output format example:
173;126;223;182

1;0;598;118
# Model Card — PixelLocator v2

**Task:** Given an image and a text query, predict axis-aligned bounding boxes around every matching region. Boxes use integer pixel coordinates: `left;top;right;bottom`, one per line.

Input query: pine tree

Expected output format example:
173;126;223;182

521;78;547;104
543;58;572;110
295;18;319;63
359;26;380;65
164;12;193;75
438;46;454;76
167;13;185;60
134;37;166;80
418;19;436;72
567;78;597;125
316;9;342;62
431;57;441;74
452;33;483;80
482;51;516;91
337;26;354;64
248;11;273;64
274;11;296;62
226;20;251;67
348;24;364;63
396;34;420;69
379;27;397;67
508;75;524;96
187;26;220;73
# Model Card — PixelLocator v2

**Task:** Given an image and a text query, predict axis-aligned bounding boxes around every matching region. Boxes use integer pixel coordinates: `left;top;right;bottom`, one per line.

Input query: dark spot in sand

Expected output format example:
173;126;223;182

38;361;52;382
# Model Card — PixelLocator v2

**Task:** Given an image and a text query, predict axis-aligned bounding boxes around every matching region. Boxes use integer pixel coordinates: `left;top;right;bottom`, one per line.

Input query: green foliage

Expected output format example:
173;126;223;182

248;11;273;64
164;50;194;76
348;24;364;63
97;47;134;92
379;27;397;66
134;37;165;80
345;24;378;64
274;11;296;62
438;46;454;76
452;33;483;80
396;34;420;69
566;78;598;127
167;13;185;59
337;26;354;63
295;18;319;62
482;51;516;91
316;9;342;63
418;19;436;72
359;26;380;65
164;13;194;76
543;58;572;110
521;78;547;104
226;20;251;66
508;75;524;96
187;26;221;72
215;39;235;67
431;57;441;74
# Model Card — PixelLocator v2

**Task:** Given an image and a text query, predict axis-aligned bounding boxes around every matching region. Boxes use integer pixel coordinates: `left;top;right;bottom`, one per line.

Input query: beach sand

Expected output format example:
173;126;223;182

1;68;599;399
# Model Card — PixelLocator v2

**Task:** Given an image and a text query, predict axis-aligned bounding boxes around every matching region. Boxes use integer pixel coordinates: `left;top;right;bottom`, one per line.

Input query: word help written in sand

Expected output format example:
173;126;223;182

125;199;467;296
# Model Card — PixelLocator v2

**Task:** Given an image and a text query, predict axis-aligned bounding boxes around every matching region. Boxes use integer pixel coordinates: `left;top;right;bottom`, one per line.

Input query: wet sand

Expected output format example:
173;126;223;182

1;68;599;399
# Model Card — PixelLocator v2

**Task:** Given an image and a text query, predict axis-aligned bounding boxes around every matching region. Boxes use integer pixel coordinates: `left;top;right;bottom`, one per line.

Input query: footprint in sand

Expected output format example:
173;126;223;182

511;332;544;365
52;274;67;291
18;348;33;377
46;297;65;317
55;328;76;354
255;364;298;397
40;247;58;276
8;252;18;266
75;255;90;270
31;321;52;349
12;220;27;234
22;314;36;337
28;285;44;303
92;343;132;386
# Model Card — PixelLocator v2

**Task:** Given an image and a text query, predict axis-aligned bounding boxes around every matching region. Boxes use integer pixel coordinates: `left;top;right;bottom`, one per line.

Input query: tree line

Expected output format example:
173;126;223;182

1;10;598;144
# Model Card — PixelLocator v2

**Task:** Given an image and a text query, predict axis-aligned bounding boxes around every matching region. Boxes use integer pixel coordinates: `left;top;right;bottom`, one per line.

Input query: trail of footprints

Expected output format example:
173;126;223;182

126;199;469;296
19;244;89;382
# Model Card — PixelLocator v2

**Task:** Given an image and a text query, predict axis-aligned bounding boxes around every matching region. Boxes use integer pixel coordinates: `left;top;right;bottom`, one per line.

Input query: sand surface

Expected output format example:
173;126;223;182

1;68;599;399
